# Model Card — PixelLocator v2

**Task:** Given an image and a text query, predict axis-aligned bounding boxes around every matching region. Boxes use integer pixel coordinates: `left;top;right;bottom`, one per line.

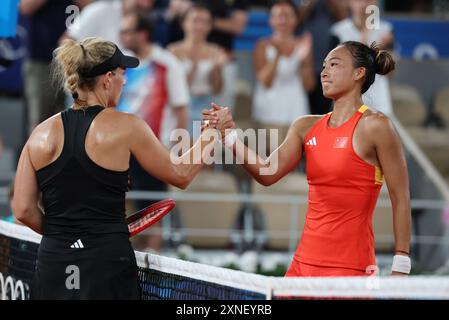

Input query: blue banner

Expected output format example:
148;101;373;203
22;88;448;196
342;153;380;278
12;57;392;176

389;18;449;60
235;12;449;60
0;0;20;38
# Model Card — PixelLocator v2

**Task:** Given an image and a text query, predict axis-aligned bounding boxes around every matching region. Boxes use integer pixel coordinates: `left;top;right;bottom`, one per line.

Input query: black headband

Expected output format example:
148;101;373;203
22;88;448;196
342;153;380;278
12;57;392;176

80;45;139;78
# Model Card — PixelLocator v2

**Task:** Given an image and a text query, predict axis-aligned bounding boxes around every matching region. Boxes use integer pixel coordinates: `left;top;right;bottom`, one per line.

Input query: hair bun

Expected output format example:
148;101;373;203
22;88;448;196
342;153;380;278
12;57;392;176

370;42;395;75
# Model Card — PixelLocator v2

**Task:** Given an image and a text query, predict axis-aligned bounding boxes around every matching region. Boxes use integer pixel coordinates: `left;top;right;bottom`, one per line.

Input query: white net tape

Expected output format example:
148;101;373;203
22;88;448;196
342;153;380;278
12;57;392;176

2;220;449;300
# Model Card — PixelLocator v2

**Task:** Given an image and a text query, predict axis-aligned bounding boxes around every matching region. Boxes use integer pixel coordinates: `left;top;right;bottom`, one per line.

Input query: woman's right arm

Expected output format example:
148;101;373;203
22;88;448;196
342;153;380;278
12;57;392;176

12;143;43;234
126;112;229;189
167;44;196;88
231;120;304;186
254;40;281;88
209;47;228;95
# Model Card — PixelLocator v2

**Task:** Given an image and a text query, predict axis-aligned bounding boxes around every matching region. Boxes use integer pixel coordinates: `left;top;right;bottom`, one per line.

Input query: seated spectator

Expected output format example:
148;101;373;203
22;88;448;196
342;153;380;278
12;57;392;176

168;4;228;139
253;0;315;153
330;0;395;115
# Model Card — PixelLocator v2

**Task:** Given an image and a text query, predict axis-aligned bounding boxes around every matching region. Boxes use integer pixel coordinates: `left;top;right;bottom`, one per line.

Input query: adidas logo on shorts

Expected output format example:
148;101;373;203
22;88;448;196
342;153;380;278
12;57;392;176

70;239;84;249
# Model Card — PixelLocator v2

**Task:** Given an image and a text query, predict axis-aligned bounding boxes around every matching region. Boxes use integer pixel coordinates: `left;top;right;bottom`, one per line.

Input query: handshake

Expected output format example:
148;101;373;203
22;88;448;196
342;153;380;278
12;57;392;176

201;103;237;147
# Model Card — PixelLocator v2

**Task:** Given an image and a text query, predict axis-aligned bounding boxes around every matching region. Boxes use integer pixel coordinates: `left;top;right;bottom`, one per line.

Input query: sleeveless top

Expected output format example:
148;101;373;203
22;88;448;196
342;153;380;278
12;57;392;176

36;106;129;238
296;105;384;271
181;59;215;97
253;44;310;125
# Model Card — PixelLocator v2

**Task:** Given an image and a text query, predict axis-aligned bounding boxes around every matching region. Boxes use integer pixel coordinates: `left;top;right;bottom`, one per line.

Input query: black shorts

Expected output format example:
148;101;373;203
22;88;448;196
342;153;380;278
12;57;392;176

31;233;141;300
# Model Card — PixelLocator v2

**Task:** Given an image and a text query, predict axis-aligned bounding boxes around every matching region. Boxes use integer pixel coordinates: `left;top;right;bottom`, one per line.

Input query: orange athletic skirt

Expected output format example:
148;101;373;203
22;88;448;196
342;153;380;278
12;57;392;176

285;256;370;277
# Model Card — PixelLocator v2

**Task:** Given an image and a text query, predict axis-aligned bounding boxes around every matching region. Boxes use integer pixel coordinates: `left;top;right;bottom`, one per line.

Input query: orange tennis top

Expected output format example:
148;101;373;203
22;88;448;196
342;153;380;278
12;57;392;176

295;105;384;271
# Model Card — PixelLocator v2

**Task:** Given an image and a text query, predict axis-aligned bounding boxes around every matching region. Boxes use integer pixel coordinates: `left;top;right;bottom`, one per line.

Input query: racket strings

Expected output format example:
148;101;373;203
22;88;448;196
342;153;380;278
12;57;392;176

128;208;165;230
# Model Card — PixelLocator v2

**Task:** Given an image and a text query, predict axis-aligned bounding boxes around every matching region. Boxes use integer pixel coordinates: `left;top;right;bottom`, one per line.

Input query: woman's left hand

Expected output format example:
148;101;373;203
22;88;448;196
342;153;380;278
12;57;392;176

201;103;235;138
295;32;313;61
213;50;230;68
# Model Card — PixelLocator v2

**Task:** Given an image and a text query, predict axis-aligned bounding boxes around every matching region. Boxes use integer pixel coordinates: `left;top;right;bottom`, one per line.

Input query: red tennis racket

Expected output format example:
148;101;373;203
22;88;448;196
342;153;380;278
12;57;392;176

126;199;175;237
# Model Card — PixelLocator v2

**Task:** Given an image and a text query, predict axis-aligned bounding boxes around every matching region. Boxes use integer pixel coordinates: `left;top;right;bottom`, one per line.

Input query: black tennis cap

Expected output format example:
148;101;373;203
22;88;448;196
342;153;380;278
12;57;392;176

81;45;139;78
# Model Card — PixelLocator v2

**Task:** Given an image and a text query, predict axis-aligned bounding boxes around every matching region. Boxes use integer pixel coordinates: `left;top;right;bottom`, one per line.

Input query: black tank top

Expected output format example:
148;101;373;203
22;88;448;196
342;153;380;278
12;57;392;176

36;106;129;238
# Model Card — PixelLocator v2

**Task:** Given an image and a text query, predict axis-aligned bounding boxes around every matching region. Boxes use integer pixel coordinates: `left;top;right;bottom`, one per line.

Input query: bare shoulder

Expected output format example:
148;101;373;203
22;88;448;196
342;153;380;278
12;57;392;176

255;38;271;51
359;109;396;134
26;113;64;169
291;114;325;140
28;113;63;148
167;41;183;57
208;44;225;55
100;108;145;132
92;109;153;151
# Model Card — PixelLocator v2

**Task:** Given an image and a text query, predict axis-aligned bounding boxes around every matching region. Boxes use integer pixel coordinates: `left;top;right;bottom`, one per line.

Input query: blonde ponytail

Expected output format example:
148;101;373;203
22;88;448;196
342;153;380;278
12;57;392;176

52;37;116;109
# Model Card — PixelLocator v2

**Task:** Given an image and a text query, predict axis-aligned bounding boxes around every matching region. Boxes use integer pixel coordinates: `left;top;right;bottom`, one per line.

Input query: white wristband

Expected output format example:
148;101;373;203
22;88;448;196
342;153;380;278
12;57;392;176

391;255;411;274
224;129;238;148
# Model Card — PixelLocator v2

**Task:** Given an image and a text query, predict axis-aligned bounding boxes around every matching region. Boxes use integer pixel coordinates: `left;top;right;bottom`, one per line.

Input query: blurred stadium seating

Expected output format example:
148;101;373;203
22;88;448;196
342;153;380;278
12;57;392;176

169;170;240;248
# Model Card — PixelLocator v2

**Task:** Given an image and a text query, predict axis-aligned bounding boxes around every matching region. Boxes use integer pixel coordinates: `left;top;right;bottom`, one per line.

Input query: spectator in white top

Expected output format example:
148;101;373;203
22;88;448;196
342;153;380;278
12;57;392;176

329;0;395;115
253;0;315;152
168;4;228;139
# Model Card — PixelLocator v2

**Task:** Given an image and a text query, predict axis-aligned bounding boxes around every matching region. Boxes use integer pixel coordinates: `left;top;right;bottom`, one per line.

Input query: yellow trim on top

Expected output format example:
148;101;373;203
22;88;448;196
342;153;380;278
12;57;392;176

358;105;369;113
375;166;384;185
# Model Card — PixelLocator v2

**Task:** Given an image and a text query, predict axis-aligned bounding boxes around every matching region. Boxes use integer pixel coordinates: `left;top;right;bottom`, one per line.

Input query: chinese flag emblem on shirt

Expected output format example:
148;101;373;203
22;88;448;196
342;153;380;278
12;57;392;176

334;137;349;149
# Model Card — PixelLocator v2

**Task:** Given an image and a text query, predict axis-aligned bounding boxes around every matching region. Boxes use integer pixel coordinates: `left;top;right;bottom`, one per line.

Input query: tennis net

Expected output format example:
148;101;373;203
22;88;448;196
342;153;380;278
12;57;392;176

1;220;449;300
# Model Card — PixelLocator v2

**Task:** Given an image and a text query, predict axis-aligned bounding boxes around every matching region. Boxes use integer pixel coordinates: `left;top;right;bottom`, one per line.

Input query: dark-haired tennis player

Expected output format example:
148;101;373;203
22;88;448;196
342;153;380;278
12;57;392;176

12;37;232;299
205;41;411;277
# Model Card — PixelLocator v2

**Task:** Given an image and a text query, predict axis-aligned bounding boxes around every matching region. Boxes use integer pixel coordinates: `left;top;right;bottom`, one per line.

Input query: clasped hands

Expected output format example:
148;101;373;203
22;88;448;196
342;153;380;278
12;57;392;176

201;103;235;142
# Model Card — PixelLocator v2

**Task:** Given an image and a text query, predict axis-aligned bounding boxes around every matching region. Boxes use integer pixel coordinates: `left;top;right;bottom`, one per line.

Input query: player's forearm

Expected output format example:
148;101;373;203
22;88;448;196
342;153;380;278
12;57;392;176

172;130;220;188
231;139;278;186
391;195;412;254
14;206;43;234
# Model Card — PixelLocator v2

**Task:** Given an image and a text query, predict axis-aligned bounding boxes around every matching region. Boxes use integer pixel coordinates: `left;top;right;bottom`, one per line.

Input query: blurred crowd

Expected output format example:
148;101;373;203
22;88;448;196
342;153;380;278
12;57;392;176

18;0;398;136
